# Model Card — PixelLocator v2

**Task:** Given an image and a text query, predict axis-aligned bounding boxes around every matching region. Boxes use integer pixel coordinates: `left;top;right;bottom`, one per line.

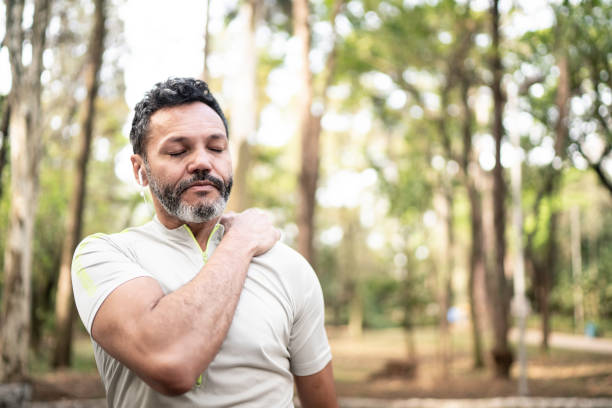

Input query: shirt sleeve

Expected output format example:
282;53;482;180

288;253;332;376
71;233;152;334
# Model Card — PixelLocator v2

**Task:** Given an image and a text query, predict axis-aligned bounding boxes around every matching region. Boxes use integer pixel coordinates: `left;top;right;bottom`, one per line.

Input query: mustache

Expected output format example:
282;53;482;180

176;171;225;196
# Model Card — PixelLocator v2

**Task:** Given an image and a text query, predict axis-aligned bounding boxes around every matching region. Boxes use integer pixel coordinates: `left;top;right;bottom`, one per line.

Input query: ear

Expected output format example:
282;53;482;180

130;155;148;187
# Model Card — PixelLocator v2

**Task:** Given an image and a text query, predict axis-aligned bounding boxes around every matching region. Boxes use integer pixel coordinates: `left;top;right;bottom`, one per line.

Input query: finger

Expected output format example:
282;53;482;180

219;215;234;227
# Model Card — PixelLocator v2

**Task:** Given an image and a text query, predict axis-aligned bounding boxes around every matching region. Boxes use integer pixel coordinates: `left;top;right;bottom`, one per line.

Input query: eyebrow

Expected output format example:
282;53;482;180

159;133;227;145
160;136;188;145
207;134;228;141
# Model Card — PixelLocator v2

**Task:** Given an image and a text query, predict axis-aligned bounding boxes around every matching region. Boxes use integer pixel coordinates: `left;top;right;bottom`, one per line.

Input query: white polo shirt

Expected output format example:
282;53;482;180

72;217;331;408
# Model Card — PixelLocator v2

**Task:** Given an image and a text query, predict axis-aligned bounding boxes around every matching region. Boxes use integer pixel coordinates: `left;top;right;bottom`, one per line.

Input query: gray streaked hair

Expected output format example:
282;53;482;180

130;77;229;157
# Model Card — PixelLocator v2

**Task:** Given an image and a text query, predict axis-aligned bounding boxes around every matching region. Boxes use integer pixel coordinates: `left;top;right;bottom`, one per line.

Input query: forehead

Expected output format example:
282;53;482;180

148;102;227;144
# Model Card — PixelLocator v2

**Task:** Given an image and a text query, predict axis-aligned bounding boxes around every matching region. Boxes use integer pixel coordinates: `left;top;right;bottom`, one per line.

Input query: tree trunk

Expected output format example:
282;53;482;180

540;53;569;350
459;74;486;369
293;0;342;266
294;0;318;265
0;99;10;199
489;0;513;378
570;206;584;333
524;53;570;351
539;209;558;351
467;182;486;369
201;0;211;82
52;0;106;368
226;0;258;212
0;0;51;382
508;81;529;395
434;188;454;378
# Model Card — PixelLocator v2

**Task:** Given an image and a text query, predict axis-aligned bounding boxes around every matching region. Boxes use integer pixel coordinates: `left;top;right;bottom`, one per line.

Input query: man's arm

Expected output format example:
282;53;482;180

294;362;339;408
90;209;279;395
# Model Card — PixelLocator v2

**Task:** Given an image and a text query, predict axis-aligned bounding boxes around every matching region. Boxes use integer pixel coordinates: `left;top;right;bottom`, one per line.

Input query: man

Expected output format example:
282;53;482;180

72;77;338;407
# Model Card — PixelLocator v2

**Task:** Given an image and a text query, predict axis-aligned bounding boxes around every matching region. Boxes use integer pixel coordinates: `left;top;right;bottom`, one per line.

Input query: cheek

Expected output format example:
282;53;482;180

149;165;183;187
215;159;233;181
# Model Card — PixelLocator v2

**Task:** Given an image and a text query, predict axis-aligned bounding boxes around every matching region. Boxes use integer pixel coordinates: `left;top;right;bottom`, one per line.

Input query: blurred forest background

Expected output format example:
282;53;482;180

0;0;612;402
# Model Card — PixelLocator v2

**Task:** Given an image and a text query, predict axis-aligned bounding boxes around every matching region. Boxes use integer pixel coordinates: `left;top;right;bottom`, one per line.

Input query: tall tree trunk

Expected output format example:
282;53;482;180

570;206;584;332
293;0;342;266
0;99;10;199
294;0;318;265
524;53;570;351
540;53;569;349
489;0;513;378
539;209;558;350
52;0;106;368
227;0;258;212
467;179;487;369
508;81;529;395
435;187;454;378
0;0;52;382
201;0;211;82
459;74;486;369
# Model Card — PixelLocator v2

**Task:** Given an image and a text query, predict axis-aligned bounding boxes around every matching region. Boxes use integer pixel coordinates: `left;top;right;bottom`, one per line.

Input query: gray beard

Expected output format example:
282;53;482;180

146;168;232;224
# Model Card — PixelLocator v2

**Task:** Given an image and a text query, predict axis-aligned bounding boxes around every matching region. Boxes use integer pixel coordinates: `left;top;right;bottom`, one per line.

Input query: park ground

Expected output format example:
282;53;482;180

28;325;612;402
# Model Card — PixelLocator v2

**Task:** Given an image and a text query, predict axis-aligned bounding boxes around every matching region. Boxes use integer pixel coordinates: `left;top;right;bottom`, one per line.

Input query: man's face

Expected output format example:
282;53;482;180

139;102;232;224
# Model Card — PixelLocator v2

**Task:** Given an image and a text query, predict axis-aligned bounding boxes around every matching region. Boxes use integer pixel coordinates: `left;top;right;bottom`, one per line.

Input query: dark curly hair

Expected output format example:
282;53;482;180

130;77;229;157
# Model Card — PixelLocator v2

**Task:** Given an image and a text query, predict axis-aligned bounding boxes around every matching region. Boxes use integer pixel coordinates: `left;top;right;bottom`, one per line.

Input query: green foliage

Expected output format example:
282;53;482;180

362;275;401;328
1;0;612;377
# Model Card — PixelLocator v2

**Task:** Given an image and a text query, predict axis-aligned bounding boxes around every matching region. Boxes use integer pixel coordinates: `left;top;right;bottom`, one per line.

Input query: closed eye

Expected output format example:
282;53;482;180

168;151;186;157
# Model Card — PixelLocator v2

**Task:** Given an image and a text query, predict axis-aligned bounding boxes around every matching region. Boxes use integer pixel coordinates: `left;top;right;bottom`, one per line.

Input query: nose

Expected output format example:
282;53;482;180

186;148;213;174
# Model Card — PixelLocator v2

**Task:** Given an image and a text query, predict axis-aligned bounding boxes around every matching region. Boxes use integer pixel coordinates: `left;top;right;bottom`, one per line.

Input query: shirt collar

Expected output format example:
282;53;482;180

151;215;225;261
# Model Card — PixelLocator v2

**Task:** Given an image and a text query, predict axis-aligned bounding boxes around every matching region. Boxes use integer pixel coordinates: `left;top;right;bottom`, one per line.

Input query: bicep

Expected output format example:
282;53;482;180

294;362;338;408
91;277;164;371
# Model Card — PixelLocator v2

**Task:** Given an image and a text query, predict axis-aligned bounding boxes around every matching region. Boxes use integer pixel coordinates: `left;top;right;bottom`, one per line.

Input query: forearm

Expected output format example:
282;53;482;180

96;231;257;394
145;232;255;366
295;362;339;408
90;209;279;395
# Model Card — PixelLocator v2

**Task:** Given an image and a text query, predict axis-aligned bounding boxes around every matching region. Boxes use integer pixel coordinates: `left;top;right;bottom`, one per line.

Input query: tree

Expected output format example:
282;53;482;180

488;0;513;378
293;0;318;264
52;0;107;367
565;0;612;196
202;0;212;82
458;70;487;369
225;0;260;212
0;96;10;199
294;0;343;266
0;0;52;381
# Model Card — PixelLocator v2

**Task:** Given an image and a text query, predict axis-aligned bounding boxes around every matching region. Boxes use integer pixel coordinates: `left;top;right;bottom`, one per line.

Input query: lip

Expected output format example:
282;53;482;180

185;181;218;193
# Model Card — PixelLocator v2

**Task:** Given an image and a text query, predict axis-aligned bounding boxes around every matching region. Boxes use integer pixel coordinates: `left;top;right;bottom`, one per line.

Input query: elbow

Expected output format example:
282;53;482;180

145;355;200;396
154;378;195;397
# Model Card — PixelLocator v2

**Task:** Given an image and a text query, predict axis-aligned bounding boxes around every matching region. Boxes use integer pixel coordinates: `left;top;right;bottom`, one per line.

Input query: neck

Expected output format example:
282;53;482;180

184;220;221;249
154;202;221;251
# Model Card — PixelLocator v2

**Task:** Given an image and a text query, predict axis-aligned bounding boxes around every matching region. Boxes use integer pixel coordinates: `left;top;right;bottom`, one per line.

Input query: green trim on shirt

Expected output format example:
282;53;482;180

73;234;105;297
182;223;222;263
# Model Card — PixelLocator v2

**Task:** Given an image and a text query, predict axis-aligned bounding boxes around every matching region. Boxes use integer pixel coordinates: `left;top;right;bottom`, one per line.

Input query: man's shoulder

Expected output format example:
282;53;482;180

254;241;317;282
75;222;155;256
258;241;309;265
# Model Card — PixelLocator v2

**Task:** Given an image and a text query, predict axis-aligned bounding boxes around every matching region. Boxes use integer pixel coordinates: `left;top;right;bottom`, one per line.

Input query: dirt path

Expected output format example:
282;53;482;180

511;329;612;354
